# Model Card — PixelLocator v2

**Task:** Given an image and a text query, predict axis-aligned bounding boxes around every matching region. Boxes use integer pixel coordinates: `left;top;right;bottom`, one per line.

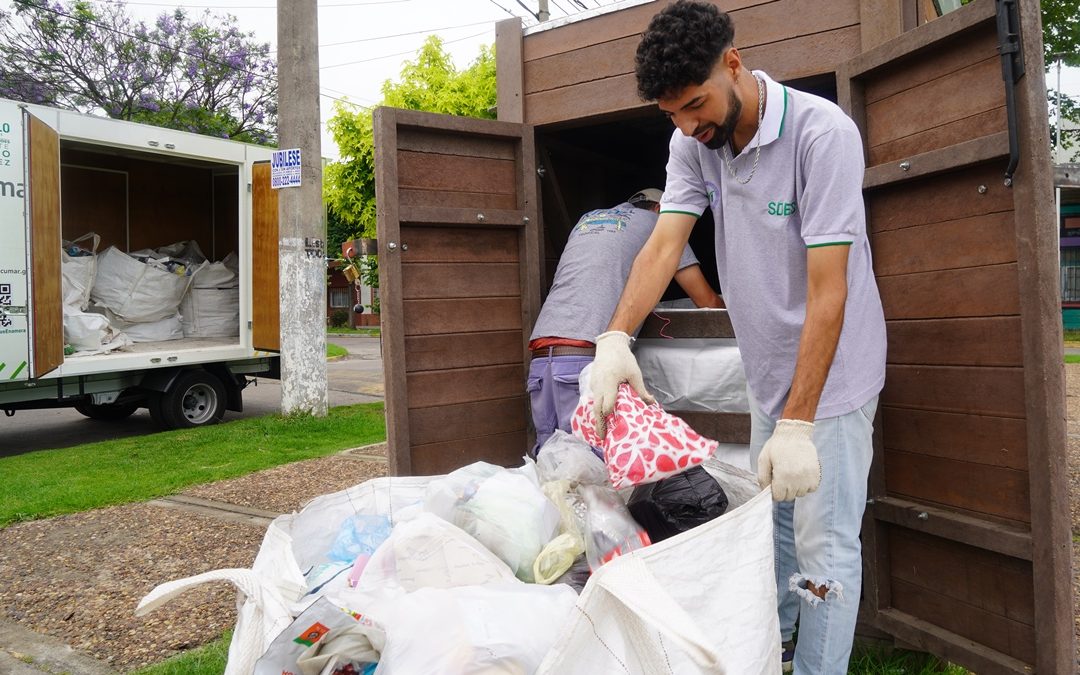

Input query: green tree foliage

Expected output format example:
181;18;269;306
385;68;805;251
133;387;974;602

0;0;276;144
1042;0;1080;159
324;36;496;240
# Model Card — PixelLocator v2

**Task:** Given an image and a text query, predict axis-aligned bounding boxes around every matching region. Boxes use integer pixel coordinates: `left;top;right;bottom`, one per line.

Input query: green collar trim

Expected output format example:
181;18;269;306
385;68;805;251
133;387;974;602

777;86;789;138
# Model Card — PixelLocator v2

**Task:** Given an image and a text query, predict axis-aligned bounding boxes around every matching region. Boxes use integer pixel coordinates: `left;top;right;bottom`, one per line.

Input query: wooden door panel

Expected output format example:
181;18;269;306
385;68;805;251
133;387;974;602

375;108;539;475
251;161;279;352
839;0;1072;670
26;112;63;378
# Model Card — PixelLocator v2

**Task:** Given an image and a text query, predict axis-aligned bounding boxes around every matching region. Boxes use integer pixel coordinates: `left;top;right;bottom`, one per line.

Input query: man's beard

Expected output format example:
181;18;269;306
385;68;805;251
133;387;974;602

700;87;742;151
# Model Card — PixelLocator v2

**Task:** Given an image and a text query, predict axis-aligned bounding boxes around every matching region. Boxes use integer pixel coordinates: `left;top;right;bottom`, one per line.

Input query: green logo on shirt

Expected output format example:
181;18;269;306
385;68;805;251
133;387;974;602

768;201;798;216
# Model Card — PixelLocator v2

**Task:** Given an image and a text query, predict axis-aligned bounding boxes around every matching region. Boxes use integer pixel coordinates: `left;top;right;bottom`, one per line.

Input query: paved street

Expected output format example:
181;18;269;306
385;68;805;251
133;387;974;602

0;335;384;457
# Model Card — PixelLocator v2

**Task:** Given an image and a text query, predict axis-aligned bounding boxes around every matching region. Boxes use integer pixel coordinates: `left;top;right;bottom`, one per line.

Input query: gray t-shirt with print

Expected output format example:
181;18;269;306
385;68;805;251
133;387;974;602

530;202;699;343
660;71;886;420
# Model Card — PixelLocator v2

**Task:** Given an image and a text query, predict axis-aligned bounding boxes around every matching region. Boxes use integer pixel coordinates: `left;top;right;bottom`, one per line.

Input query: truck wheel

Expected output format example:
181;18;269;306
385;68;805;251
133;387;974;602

74;400;140;421
152;370;227;429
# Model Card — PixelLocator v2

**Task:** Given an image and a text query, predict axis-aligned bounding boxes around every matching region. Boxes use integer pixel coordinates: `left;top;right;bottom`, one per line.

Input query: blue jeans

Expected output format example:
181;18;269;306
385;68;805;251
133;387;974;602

749;393;878;675
526;353;593;456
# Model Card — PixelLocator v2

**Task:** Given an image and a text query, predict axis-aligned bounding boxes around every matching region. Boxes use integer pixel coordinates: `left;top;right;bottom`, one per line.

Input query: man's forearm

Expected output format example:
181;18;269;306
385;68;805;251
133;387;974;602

782;288;846;422
607;243;683;333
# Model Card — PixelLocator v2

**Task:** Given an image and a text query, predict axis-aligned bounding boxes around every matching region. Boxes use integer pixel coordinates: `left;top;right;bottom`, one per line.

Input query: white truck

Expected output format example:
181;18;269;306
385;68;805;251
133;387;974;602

0;99;283;429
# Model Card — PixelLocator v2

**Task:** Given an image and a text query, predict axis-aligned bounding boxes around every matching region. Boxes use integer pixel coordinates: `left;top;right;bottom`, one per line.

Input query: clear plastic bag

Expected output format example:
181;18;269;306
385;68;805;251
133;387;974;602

578;484;651;571
327;514;392;564
423;461;560;582
536;429;608;486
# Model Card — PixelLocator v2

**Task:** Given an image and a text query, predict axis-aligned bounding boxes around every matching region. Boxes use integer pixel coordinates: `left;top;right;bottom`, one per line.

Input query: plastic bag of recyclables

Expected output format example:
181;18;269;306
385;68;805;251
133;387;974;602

571;363;718;489
136;453;780;674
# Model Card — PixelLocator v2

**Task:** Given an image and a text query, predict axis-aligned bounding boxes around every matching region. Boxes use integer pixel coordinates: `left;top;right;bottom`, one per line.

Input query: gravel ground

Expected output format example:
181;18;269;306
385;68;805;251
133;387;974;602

0;450;389;672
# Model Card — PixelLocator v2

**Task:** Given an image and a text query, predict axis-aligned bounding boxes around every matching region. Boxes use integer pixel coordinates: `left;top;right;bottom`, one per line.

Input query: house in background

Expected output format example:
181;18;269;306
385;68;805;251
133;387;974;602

327;260;379;328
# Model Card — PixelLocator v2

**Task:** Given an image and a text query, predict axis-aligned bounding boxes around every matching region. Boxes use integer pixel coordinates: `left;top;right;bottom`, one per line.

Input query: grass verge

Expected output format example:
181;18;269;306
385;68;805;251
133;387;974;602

130;631;231;675
1066;354;1080;364
327;342;348;359
1064;329;1080;344
329;326;381;336
0;402;385;527
848;644;969;674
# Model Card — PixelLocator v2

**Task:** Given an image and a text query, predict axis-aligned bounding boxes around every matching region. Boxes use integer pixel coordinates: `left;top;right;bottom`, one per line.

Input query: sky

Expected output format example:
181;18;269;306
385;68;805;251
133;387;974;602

11;0;1080;160
114;0;623;159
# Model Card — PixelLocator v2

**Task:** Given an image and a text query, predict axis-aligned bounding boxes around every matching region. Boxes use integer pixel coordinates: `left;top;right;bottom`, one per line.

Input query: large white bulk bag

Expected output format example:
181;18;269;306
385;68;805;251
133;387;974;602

60;233;100;312
136;459;779;675
91;246;201;323
180;254;240;338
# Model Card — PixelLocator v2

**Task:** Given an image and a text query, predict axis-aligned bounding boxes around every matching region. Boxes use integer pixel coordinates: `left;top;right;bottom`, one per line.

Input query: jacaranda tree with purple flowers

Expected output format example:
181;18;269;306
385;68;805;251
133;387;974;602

0;0;276;144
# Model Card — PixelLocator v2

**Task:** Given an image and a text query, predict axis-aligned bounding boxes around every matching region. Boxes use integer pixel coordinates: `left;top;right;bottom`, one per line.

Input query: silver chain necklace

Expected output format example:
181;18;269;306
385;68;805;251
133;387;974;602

722;74;764;185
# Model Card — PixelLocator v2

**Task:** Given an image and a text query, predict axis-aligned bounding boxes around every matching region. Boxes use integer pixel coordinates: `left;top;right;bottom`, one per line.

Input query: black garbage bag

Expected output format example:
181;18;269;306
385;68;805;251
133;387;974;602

626;465;729;543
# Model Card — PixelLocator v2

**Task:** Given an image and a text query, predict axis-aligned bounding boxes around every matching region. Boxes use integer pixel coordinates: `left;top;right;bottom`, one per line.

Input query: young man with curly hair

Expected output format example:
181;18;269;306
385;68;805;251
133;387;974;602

587;2;886;672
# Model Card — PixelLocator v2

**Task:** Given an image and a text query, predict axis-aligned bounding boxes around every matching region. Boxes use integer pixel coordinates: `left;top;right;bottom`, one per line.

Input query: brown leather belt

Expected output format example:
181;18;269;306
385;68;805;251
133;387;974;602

530;346;596;358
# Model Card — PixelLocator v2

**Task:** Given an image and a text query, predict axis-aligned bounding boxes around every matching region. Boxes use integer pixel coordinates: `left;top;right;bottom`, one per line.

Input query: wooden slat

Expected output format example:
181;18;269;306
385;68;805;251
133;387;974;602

866;161;1013;232
400;188;516;211
668;411;751;445
874;608;1032;675
884;450;1030;524
863;131;1007;190
400;206;525;227
410;430;527;475
523;0;671;61
408;396;528;446
877;264;1020;320
496;17;525;123
881;406;1028;471
524;0;858;96
374;107;410;476
889;527;1034;624
27;113;63;378
401;263;519;300
1011;1;1076;669
395;107;525;138
407;363;525;409
638;309;734;339
399;226;519;263
404;331;523;373
859;0;903;51
403;298;521;336
398;128;516;160
523;26;861;127
885;317;1022;368
872;497;1032;561
869;107;1006;167
882;364;1026;418
889;579;1036;666
862;22;997;105
251;162;280;352
872;210;1016;278
397;150;515;195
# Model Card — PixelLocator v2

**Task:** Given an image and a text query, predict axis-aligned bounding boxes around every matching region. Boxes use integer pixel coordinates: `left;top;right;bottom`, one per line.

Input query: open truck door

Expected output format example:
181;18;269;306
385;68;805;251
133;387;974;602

374;108;540;476
25;109;63;378
251;160;280;352
838;0;1073;671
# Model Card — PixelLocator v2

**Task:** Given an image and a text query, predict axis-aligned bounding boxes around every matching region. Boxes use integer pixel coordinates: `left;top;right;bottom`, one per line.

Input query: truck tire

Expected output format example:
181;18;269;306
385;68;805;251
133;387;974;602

74;400;140;421
151;370;227;429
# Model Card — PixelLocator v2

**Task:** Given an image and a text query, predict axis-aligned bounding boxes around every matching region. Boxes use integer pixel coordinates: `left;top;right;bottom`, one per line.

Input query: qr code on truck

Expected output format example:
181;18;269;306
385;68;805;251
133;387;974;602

0;284;10;305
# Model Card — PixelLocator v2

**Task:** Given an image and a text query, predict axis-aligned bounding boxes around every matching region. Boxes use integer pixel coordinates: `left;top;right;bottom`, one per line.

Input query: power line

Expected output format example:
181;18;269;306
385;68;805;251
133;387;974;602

99;0;415;8
321;29;493;69
483;0;536;25
268;20;492;54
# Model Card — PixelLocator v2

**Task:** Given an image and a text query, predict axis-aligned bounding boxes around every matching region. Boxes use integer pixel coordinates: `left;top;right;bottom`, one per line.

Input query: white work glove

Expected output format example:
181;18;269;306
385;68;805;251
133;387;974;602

756;419;821;502
589;330;654;438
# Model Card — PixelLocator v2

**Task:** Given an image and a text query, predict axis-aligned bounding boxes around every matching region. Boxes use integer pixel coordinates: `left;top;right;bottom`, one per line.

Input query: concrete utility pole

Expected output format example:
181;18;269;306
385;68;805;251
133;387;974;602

538;0;550;21
277;0;328;416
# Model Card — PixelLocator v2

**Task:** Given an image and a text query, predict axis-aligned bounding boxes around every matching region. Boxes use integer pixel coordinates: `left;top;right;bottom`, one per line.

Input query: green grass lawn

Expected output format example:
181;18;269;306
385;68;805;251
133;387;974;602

131;632;231;675
1064;329;1080;344
0;402;385;527
328;326;381;336
327;342;348;359
131;631;968;675
1066;354;1080;364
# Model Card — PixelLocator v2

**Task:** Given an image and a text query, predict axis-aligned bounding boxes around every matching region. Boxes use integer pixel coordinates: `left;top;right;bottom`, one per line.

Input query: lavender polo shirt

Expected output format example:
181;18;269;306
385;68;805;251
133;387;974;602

660;71;886;420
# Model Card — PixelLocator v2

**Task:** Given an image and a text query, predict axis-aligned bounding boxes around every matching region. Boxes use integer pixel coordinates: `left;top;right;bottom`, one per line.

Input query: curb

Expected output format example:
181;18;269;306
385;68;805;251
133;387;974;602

0;618;119;675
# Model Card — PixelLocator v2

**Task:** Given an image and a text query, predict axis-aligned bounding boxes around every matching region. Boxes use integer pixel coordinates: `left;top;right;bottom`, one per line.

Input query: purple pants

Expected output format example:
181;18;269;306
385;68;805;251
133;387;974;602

526;353;593;456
